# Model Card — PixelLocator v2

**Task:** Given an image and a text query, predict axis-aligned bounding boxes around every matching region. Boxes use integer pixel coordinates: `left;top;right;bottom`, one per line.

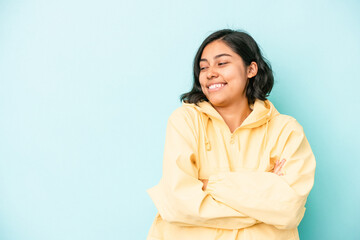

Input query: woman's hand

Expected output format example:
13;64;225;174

200;179;209;191
272;159;286;176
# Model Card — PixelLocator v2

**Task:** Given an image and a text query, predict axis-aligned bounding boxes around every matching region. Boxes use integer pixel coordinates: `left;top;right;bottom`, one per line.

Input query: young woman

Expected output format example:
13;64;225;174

147;29;316;240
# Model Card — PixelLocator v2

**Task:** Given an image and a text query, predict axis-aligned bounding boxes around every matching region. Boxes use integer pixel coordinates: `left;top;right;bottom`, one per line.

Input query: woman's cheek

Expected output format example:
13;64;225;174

199;79;206;92
201;86;207;95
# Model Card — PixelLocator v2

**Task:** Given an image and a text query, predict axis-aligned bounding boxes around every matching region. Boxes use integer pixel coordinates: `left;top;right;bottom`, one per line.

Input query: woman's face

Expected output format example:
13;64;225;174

199;40;256;107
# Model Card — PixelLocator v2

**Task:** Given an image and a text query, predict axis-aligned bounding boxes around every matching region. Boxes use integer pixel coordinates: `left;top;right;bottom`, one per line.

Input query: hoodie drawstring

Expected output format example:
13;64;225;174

200;114;269;153
200;114;211;151
263;120;269;154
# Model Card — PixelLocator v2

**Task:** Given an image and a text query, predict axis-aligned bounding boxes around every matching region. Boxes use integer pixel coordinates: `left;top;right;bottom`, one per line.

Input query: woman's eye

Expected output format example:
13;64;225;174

200;67;207;71
218;62;228;66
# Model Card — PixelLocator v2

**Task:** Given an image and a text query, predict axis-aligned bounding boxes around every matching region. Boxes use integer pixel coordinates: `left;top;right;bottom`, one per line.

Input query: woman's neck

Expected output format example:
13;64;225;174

213;99;252;133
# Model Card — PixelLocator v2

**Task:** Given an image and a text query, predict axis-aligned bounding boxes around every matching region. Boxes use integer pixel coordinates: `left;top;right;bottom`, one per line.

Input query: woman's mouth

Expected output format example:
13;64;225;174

208;83;227;92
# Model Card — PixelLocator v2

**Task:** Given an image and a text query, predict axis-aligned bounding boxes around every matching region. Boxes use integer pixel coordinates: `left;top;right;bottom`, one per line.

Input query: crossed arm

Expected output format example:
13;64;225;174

200;159;286;190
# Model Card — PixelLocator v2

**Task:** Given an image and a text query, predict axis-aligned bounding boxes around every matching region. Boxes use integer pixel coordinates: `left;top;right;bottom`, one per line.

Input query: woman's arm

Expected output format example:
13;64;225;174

204;119;316;230
200;159;286;190
147;107;260;229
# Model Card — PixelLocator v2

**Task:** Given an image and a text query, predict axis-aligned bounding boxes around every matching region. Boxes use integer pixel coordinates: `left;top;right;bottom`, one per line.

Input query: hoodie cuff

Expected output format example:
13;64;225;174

206;173;226;193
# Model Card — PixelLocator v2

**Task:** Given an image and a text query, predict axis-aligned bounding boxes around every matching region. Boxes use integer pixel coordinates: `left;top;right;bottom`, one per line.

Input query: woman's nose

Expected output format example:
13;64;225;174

207;66;218;79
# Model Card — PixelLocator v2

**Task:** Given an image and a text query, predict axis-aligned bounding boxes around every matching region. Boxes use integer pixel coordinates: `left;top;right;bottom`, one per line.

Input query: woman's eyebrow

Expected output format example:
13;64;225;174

200;53;232;62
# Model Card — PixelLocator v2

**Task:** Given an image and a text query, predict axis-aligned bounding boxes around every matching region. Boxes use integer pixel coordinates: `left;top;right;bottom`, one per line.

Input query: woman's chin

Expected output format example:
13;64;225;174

207;96;228;107
207;95;248;108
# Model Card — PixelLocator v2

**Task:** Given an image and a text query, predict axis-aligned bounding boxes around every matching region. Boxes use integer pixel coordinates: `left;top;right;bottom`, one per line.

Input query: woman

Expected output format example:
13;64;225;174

147;29;316;240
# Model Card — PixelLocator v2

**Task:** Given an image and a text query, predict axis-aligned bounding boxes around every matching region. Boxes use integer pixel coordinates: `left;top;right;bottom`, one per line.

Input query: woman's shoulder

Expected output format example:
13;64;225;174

269;112;305;134
166;103;201;127
169;102;201;119
271;113;297;124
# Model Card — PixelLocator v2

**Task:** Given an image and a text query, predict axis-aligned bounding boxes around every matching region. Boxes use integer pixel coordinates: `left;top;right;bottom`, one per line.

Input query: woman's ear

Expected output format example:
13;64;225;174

247;62;258;78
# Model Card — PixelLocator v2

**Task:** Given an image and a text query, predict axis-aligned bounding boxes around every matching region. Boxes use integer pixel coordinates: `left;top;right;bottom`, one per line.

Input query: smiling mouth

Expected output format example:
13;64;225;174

208;83;227;91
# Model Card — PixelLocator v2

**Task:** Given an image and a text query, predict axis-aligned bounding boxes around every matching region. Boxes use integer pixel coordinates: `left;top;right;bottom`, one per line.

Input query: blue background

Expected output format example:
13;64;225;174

0;0;359;239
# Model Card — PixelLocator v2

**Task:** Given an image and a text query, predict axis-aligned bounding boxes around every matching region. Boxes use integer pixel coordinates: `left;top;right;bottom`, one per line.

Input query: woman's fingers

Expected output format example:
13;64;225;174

274;159;284;174
278;159;286;170
273;159;286;176
272;160;280;172
272;160;279;173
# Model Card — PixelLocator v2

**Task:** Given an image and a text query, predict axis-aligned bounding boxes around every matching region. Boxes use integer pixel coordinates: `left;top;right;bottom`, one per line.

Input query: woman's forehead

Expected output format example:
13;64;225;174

201;40;235;57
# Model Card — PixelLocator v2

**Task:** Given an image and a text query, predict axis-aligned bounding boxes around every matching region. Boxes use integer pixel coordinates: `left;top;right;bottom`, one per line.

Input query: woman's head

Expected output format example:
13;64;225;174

181;29;274;106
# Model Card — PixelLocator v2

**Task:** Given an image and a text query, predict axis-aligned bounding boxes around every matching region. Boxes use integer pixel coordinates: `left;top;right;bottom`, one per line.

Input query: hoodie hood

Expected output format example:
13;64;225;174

183;99;280;151
185;99;280;128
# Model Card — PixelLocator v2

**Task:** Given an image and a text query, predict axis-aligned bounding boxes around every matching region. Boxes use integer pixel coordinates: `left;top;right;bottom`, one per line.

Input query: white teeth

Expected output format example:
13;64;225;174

209;83;225;89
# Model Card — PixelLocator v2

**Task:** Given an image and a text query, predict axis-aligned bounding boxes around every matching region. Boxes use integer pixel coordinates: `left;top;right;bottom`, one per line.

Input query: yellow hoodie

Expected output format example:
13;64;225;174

147;99;316;240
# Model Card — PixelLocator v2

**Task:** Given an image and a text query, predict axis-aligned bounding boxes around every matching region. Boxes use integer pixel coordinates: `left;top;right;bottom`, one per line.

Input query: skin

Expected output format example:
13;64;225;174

197;40;286;190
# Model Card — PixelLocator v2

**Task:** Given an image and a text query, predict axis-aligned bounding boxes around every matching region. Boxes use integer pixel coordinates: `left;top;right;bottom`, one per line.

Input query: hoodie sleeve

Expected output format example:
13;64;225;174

205;118;316;230
147;107;259;229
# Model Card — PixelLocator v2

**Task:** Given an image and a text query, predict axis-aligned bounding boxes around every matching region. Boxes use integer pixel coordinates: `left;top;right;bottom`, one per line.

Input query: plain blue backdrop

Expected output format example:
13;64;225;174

0;0;359;239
